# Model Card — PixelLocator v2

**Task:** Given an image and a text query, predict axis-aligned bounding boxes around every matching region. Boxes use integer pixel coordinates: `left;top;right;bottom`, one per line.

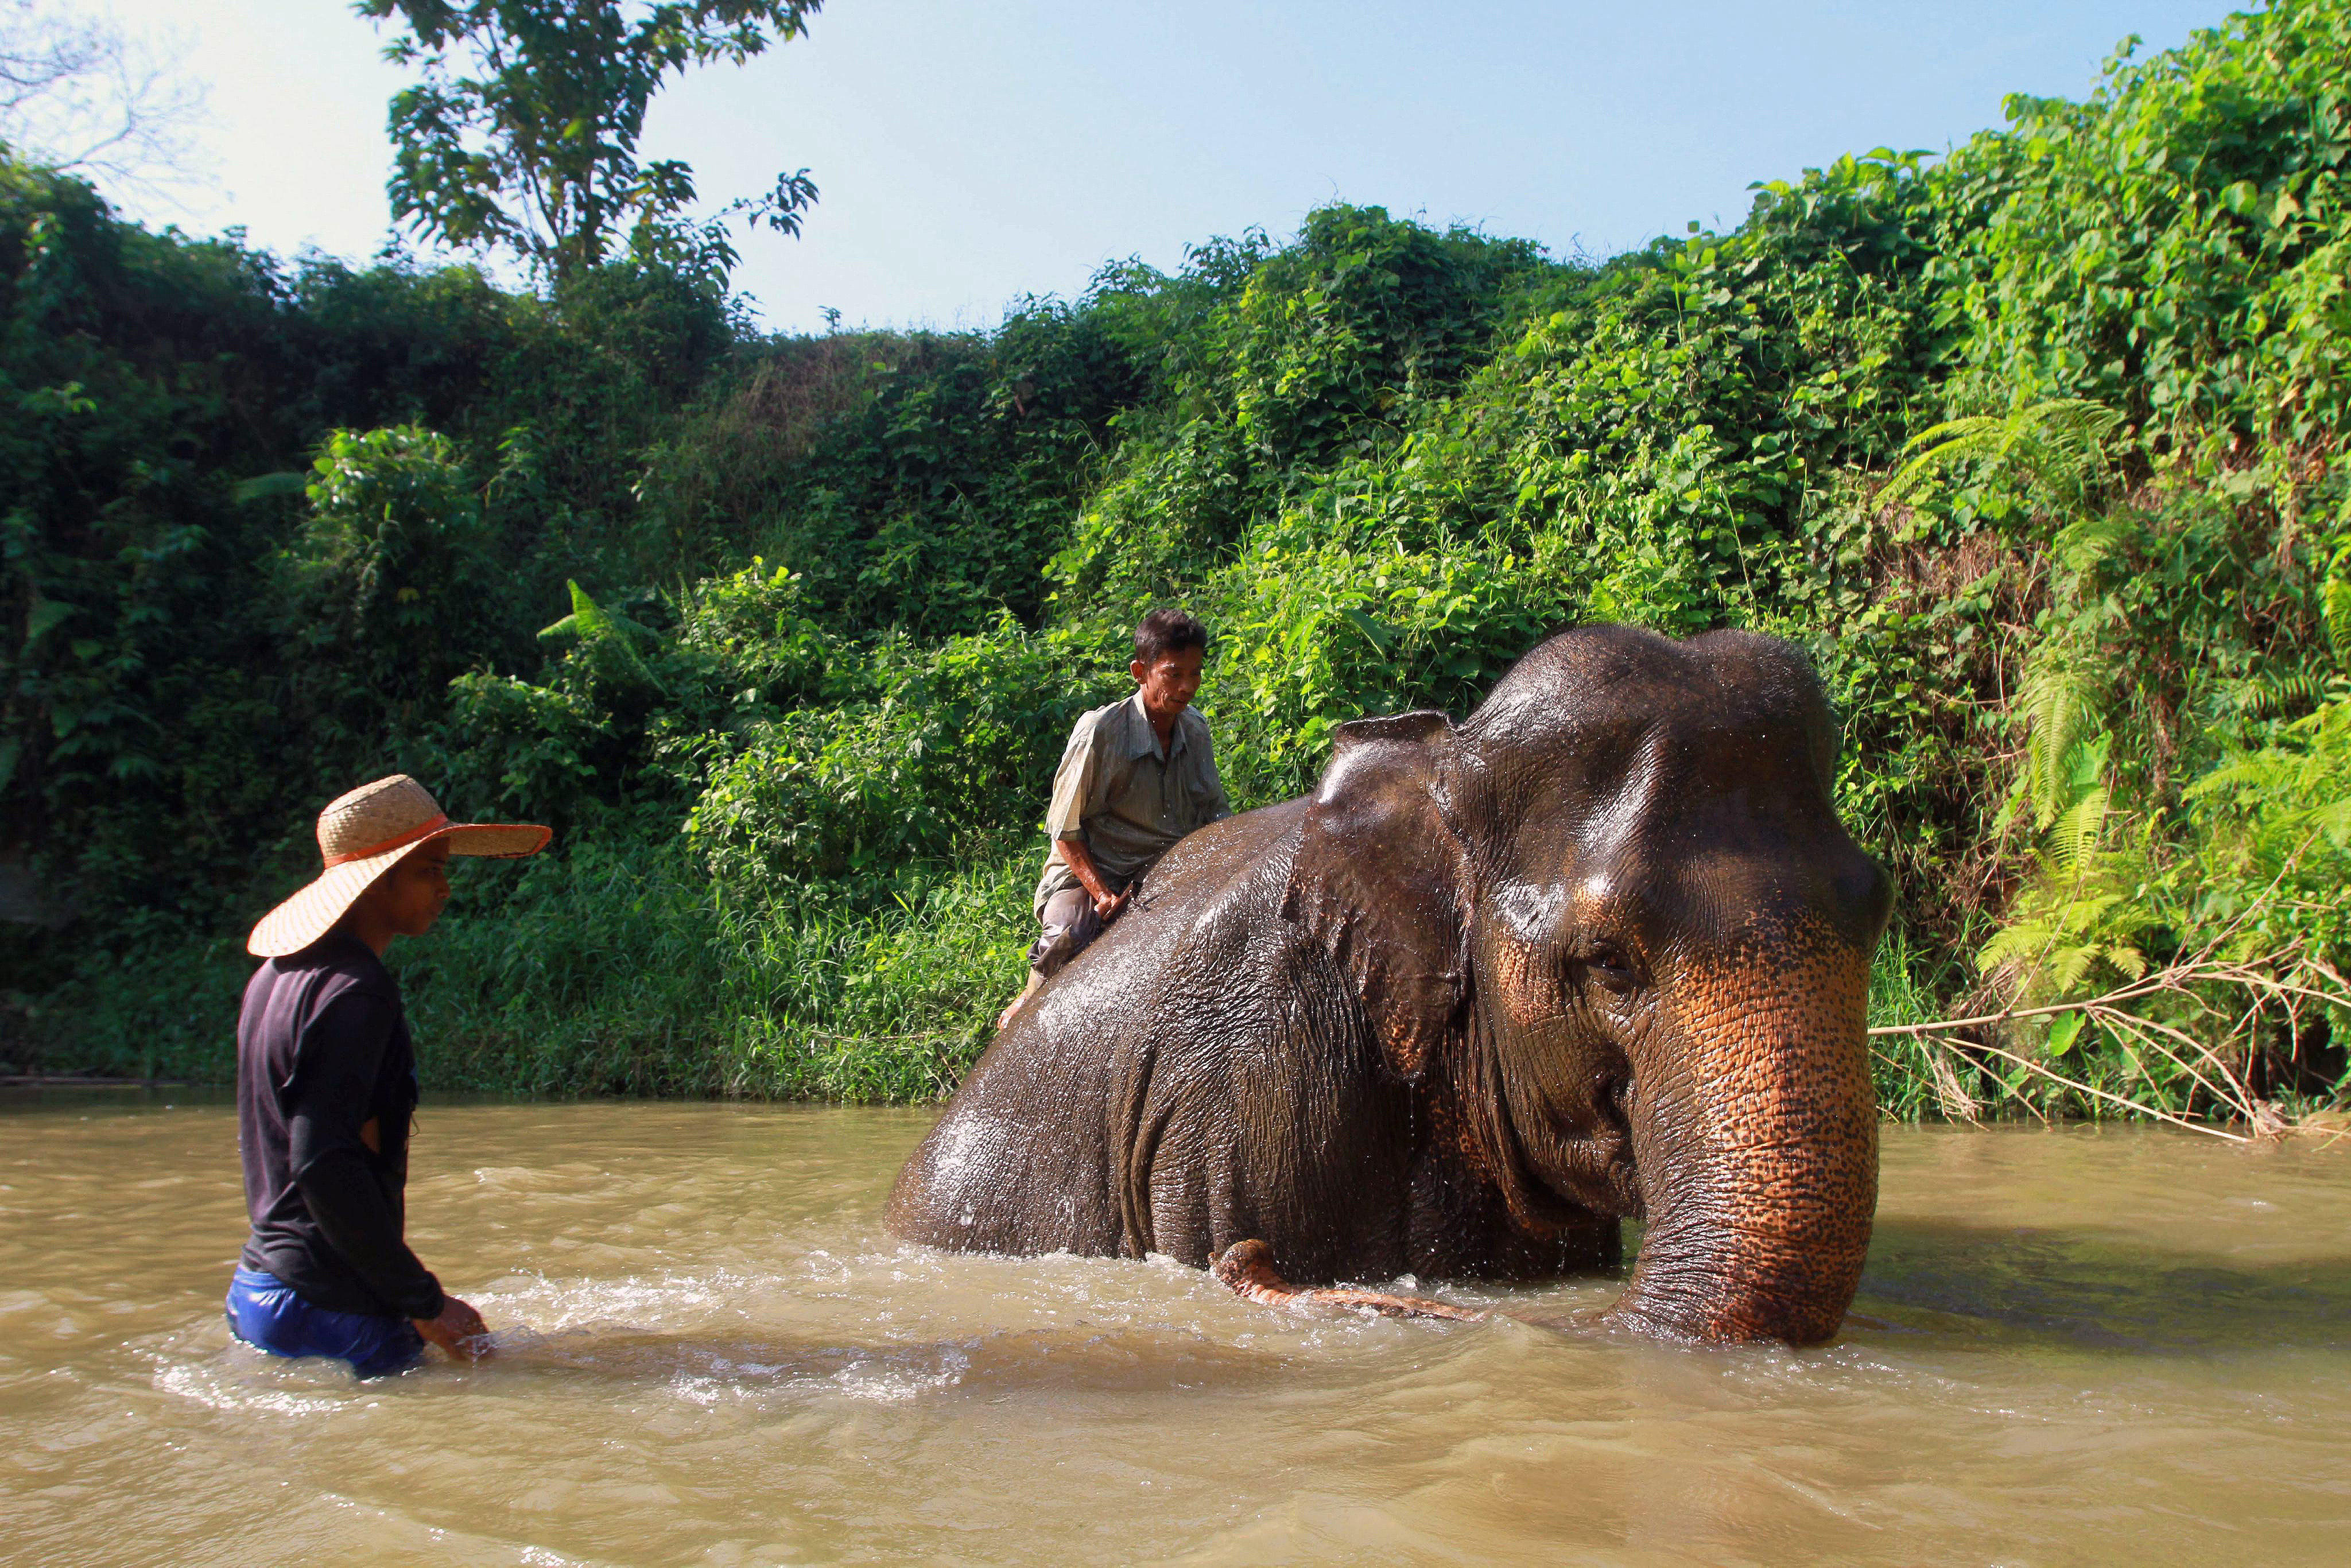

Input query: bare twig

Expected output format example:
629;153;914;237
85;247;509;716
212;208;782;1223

1870;943;2348;1133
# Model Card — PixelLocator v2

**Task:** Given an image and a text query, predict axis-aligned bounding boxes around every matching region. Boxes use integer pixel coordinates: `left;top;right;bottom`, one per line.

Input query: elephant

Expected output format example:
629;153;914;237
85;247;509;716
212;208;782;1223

887;624;1892;1345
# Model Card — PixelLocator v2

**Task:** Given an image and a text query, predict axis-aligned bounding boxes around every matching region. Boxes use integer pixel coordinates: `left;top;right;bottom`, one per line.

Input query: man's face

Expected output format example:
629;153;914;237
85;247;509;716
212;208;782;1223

376;840;453;938
1131;645;1205;723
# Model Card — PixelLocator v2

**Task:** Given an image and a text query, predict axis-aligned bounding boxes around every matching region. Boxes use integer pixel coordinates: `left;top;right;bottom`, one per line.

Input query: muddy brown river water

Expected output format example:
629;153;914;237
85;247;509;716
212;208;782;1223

3;1095;2347;1566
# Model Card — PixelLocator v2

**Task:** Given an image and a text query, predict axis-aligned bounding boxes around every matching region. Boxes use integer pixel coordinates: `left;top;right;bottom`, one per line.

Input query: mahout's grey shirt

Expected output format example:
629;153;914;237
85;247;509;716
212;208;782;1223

1032;690;1230;917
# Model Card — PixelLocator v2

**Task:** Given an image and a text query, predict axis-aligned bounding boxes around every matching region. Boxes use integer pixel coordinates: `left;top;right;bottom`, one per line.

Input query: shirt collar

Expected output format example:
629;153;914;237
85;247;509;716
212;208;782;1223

1122;689;1186;762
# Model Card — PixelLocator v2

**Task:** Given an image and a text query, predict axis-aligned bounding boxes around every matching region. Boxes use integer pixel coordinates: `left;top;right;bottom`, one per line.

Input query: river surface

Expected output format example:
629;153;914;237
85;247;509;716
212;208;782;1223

3;1095;2347;1566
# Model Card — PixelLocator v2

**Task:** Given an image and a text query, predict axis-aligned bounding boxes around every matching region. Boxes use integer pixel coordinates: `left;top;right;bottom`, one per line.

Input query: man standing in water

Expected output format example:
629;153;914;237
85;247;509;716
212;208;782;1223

999;609;1231;1027
227;775;549;1377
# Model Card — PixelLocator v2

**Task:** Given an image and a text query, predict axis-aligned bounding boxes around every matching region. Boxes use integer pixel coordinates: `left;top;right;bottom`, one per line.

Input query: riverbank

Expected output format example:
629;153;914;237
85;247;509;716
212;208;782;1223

9;5;2351;1126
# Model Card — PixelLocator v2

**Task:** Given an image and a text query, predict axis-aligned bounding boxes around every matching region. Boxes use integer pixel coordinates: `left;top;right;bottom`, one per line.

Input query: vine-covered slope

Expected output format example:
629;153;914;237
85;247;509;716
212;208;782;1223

6;2;2348;1120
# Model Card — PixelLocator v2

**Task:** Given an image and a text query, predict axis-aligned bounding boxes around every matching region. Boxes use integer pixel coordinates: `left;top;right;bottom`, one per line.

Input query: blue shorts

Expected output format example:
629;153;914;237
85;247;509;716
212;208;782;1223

224;1267;425;1379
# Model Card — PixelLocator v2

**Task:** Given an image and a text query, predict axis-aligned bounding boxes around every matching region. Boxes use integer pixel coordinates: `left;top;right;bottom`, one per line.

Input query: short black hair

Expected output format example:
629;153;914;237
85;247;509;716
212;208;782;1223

1134;607;1208;663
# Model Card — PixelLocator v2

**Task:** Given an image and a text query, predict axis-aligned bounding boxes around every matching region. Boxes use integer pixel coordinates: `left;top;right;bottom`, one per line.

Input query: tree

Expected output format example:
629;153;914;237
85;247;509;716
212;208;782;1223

358;1;823;286
0;0;209;199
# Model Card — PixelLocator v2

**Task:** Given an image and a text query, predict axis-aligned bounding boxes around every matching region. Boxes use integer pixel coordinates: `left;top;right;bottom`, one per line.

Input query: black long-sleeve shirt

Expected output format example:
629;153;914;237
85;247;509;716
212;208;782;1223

235;933;444;1320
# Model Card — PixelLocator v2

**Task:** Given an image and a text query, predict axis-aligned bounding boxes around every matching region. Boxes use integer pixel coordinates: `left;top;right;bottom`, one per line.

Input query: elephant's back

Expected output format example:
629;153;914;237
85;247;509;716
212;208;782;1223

1132;796;1306;913
883;798;1312;1257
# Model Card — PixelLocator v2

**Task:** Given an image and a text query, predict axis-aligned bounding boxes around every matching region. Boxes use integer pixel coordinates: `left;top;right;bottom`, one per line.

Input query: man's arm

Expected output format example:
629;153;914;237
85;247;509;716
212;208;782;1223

1042;715;1126;920
1055;835;1128;921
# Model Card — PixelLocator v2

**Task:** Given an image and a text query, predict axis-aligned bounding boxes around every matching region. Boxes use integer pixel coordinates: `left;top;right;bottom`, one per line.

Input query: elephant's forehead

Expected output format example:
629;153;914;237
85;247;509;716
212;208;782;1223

1491;754;1864;937
1480;622;1828;723
1495;712;1830;845
1489;876;1580;939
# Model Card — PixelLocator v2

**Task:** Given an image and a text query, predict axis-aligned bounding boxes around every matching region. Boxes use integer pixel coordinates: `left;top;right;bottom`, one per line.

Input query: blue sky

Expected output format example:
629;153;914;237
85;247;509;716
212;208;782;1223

101;0;2233;334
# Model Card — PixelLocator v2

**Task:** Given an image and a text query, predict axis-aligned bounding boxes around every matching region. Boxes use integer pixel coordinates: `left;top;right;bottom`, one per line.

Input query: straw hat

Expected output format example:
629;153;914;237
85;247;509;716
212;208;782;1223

247;774;551;957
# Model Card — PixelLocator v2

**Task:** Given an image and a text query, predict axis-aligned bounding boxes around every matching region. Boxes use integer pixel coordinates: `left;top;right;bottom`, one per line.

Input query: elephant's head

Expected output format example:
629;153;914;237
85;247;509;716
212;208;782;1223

1282;625;1891;1345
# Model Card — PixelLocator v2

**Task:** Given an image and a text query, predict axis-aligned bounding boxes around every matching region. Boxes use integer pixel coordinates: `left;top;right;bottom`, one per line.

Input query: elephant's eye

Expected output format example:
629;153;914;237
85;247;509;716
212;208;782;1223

1577;941;1640;995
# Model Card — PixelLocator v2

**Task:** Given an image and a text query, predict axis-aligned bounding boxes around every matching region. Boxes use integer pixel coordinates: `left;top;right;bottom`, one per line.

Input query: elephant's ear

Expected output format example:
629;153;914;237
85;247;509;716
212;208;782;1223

1281;710;1471;1081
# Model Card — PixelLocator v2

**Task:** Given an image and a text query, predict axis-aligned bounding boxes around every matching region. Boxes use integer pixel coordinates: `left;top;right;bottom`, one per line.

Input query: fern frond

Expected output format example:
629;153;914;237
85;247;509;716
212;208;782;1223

2051;514;2134;579
2009;400;2124;501
2047;945;2097;996
2324;576;2351;662
2018;397;2125;463
2297;795;2351;846
1877;416;2007;508
2055;889;2124;933
540;578;606;641
1977;919;2055;975
2020;654;2105;822
2185;752;2268;804
1876;398;2123;519
2226;669;2331;717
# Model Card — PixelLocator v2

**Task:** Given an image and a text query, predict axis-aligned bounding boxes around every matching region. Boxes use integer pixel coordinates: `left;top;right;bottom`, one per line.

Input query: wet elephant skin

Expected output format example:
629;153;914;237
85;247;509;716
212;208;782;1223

887;624;1894;1345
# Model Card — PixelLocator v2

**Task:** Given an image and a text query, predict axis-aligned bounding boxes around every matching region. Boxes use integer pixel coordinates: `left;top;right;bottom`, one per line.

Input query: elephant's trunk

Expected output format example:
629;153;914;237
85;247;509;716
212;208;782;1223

1608;919;1877;1346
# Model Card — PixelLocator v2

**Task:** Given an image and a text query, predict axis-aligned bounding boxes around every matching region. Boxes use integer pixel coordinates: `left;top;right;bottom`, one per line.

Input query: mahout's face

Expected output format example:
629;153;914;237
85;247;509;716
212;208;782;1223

1131;645;1205;721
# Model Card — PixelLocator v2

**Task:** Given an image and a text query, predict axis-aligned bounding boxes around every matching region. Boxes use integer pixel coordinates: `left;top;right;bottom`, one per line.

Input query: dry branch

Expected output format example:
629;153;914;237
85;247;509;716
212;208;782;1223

1868;944;2348;1138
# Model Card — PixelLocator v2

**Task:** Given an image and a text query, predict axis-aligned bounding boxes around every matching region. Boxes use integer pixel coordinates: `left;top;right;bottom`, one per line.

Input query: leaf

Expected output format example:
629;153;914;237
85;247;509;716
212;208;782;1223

2045;1010;2086;1058
2050;514;2132;579
540;579;607;641
2048;786;2109;873
231;471;310;504
2324;577;2351;662
1875;399;2120;513
1336;606;1392;651
2021;651;2105;824
22;600;70;649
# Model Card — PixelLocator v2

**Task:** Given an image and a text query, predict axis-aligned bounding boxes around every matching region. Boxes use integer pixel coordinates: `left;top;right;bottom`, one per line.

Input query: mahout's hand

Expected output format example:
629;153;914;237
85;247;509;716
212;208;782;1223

1092;886;1131;923
412;1294;494;1361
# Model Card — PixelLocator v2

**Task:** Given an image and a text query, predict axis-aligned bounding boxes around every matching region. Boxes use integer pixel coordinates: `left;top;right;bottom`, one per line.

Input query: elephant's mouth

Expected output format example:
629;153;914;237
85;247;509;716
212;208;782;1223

1481;1049;1644;1229
1600;1073;1645;1222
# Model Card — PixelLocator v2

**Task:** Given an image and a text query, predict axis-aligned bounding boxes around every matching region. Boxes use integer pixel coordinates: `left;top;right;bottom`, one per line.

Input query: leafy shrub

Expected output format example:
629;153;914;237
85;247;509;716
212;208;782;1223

14;6;2351;1128
279;425;500;709
684;620;1120;889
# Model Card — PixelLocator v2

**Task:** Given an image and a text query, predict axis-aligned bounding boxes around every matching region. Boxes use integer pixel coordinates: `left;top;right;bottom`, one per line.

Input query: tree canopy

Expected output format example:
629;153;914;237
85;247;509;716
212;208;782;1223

359;0;821;283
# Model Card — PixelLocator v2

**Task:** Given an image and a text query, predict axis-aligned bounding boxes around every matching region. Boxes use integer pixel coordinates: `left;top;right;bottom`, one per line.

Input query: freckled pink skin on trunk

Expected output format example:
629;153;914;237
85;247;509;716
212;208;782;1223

1609;916;1877;1346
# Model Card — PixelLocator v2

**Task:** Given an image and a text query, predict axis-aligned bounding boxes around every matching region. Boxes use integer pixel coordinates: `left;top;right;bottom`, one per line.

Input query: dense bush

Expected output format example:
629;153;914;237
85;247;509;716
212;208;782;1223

7;2;2349;1125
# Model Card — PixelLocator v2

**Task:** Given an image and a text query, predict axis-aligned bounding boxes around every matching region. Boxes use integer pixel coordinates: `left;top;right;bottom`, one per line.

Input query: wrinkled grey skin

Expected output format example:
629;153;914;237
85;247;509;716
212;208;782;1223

888;624;1893;1345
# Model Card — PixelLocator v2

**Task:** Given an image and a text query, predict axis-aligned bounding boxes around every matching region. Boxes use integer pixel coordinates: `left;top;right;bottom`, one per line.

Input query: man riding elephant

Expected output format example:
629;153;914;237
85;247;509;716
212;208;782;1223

998;608;1231;1028
894;624;1893;1347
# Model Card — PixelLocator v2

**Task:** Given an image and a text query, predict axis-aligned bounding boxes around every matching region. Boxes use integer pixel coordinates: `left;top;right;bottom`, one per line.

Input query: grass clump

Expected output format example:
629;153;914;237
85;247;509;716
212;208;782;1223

382;831;1033;1100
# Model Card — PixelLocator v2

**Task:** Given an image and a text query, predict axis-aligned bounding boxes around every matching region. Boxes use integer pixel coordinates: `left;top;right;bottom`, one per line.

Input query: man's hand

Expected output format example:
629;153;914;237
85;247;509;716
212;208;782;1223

412;1295;493;1361
1057;837;1128;925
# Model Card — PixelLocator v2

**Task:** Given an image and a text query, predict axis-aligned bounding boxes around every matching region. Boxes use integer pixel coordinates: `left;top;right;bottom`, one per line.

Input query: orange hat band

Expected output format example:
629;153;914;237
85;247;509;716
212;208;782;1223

323;813;449;868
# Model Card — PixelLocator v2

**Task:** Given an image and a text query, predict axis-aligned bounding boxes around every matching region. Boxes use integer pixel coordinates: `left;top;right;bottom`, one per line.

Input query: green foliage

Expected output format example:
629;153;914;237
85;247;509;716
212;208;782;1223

281;426;498;711
1208;529;1567;802
2182;696;2351;970
637;306;1145;632
11;6;2351;1128
387;830;1031;1100
681;619;1121;886
1977;735;2155;999
1931;1;2351;448
360;0;823;284
1879;399;2124;515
